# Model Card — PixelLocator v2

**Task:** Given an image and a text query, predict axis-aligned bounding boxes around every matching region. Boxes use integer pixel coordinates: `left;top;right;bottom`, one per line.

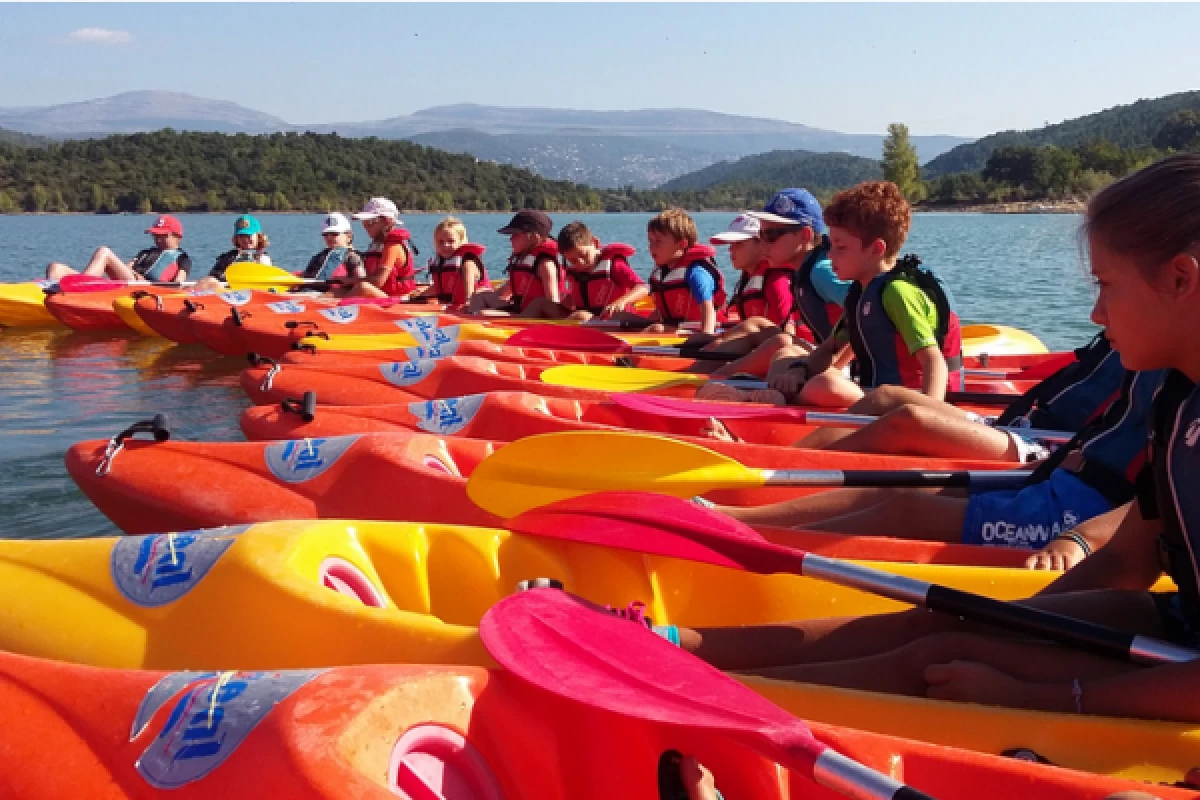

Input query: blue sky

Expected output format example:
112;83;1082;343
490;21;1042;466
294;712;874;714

1;3;1198;138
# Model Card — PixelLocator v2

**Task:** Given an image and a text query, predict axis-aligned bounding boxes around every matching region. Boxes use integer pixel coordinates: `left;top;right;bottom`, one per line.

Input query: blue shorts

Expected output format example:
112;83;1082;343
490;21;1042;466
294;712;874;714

961;469;1113;548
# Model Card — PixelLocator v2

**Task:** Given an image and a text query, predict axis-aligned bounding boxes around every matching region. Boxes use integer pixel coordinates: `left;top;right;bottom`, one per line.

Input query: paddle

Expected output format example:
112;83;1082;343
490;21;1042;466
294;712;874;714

540;363;760;393
508;492;1198;665
506;325;729;358
464;430;1029;518
223;262;333;291
57;274;195;293
482;589;939;800
608;394;1074;444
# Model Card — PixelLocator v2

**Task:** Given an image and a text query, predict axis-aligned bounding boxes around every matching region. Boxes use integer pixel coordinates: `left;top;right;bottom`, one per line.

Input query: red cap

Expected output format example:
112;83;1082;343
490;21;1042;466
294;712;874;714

145;214;183;236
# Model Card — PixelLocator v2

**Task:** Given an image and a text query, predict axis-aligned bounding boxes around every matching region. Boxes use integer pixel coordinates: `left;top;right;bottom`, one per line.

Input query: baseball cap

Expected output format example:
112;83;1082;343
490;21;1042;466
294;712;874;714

709;213;761;245
322;212;352;234
234;214;262;237
351;197;400;222
498;209;552;237
145;214;183;237
747;188;825;230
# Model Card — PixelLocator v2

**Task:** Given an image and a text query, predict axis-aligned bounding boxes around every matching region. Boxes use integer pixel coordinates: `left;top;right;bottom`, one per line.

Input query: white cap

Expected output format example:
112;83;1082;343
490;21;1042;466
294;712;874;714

322;212;352;234
709;213;761;245
351;197;401;222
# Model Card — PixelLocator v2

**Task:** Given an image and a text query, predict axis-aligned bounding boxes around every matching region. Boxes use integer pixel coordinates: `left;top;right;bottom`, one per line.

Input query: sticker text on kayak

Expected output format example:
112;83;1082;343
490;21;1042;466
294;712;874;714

263;435;360;483
111;528;247;608
410;394;486;435
379;359;437;387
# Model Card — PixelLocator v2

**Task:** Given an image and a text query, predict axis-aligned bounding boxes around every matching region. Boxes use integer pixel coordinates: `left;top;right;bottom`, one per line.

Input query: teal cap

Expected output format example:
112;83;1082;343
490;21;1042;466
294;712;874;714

234;215;262;237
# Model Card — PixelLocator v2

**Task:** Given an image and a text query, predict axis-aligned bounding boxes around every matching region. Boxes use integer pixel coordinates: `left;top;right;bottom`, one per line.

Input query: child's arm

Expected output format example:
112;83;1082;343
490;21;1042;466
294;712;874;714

459;260;481;307
604;283;650;318
370;243;407;289
536;261;561;304
913;345;948;401
697;299;717;335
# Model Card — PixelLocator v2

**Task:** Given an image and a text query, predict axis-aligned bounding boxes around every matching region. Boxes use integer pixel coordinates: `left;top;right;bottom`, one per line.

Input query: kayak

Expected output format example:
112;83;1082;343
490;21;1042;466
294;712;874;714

962;323;1050;357
112;294;168;336
69;427;1017;562
130;290;332;345
44;286;180;332
0;655;1182;800
0;520;1188;783
0;281;56;328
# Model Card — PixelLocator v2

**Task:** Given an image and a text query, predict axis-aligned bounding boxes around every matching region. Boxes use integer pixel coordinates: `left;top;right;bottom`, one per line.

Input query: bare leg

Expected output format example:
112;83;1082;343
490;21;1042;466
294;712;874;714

717;486;960;528
45;262;79;281
82;246;136;279
799;488;969;540
677;589;1161;672
699;317;792;357
347;281;388;299
814;404;1021;461
847;385;965;418
795;371;865;408
466;290;513;315
710;333;796;378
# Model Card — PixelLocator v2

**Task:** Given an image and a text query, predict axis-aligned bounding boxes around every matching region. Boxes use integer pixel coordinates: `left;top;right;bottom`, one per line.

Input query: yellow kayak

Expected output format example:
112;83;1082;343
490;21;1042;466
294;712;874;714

0;282;57;328
963;324;1049;357
112;294;171;337
0;519;1190;781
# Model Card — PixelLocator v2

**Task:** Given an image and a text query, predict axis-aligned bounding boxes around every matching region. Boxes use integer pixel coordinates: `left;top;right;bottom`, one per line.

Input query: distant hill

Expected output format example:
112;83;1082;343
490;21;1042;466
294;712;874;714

660;149;882;192
0;90;290;136
408;128;727;189
925;89;1200;176
0;127;50;147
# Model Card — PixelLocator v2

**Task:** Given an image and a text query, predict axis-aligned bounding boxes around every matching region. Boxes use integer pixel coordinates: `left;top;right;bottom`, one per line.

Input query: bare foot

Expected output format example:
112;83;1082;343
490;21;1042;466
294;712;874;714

695;382;787;406
700;416;738;442
681;755;719;800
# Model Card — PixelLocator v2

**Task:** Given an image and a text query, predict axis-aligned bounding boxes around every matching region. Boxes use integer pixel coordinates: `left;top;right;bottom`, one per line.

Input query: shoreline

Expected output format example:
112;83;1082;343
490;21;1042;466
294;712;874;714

916;200;1086;215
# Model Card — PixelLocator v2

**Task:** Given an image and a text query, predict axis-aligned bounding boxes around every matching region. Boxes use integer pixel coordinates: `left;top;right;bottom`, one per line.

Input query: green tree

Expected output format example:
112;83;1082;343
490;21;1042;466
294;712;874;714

0;189;16;213
882;123;922;200
1153;110;1200;151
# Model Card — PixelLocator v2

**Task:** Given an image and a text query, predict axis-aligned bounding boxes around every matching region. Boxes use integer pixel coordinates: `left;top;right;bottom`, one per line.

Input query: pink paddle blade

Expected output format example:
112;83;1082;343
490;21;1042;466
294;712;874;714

507;491;806;577
506;325;631;353
610;393;806;422
57;275;127;293
481;588;825;778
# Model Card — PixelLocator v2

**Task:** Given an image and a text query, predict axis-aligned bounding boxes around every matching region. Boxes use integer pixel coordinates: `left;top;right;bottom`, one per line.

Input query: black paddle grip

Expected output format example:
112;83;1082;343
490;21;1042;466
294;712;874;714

281;392;317;423
677;347;736;362
925;584;1135;659
946;390;1018;406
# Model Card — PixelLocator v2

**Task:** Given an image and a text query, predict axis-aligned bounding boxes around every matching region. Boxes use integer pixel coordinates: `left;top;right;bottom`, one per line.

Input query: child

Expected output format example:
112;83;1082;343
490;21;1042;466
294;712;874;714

348;197;418;299
644;208;726;335
655;156;1200;724
707;181;961;407
522;220;648;320
411;216;489;310
297;212;366;297
46;214;191;283
467;210;562;315
193;214;272;290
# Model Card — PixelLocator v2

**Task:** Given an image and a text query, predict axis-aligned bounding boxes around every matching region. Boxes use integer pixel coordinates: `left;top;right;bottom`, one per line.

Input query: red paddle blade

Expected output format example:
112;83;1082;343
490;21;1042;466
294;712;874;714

481;588;824;777
609;393;804;422
506;324;631;353
508;491;805;577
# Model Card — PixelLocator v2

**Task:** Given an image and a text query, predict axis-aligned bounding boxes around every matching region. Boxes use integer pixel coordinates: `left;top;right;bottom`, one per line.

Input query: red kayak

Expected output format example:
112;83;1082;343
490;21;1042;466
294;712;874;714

44;286;178;332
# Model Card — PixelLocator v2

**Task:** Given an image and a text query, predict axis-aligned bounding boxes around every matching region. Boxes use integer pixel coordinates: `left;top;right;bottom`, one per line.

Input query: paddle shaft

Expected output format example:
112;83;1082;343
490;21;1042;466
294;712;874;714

631;345;1020;378
760;468;1030;490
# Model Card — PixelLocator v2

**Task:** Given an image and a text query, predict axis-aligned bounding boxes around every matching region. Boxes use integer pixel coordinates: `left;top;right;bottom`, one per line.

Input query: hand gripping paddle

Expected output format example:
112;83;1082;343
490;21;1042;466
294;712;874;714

481;588;938;800
464;430;1030;518
507;492;1199;665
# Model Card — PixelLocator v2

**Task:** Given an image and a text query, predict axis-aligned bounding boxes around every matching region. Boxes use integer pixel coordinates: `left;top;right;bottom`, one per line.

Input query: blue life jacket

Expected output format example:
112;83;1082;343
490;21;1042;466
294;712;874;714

842;255;964;392
305;247;352;281
1139;370;1200;624
996;334;1126;432
790;236;842;343
132;248;185;282
1026;369;1166;505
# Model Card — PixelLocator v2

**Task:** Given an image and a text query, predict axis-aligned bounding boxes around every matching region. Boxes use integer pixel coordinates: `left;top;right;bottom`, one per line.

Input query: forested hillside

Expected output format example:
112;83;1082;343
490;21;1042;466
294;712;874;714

659;149;882;192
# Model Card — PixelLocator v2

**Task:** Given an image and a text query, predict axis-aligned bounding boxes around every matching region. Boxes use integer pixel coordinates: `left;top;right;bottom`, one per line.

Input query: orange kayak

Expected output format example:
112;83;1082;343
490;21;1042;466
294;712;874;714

129;290;298;344
44;287;178;332
3;651;1176;800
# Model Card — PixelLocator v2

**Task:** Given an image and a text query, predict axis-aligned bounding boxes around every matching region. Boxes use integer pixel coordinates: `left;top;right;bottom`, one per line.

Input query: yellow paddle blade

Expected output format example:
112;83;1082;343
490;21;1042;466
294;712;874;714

224;262;311;290
539;364;710;392
300;323;514;352
466;431;766;518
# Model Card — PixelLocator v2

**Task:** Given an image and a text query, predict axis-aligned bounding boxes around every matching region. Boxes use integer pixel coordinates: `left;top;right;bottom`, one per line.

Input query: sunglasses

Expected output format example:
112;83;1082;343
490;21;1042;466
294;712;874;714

759;226;800;243
322;231;342;236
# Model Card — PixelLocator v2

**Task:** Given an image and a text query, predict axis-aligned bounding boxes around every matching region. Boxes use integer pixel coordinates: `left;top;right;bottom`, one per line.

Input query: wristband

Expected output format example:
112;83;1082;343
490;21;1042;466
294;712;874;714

1071;678;1084;714
1057;531;1093;556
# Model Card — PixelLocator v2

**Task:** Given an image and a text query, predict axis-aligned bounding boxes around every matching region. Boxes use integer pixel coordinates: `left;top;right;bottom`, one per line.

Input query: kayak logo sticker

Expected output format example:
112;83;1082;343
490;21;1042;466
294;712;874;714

134;669;324;789
263;435;359;484
318;305;360;324
112;528;247;608
265;301;305;314
404;340;460;360
396;318;460;347
217;290;254;306
409;394;486;435
379;359;437;387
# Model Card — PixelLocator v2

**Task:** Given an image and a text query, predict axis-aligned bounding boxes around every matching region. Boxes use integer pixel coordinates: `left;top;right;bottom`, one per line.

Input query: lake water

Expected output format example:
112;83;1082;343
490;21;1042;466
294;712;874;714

0;211;1099;540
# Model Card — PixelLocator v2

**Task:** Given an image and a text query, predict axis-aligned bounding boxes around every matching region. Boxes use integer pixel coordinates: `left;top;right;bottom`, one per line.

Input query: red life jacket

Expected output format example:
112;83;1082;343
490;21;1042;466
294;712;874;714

566;242;638;314
428;243;489;305
730;260;796;325
364;227;418;297
648;244;728;326
506;240;563;311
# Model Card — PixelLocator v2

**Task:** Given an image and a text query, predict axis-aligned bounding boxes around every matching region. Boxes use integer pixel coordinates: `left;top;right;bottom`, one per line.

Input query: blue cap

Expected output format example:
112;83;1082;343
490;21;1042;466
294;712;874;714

750;189;825;232
234;215;262;237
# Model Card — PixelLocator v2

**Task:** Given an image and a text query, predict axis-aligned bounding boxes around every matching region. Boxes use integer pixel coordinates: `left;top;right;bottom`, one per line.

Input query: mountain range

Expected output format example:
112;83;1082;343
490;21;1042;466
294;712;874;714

0;91;970;188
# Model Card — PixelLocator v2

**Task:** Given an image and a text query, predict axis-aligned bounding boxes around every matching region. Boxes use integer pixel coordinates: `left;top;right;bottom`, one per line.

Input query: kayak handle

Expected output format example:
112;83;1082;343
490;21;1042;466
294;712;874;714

95;414;171;477
281;391;318;423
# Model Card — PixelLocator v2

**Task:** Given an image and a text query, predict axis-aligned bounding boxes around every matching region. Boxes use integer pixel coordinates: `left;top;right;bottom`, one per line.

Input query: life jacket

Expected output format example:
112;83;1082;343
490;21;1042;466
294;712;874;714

506;240;563;311
566;242;638;314
303;247;356;281
995;334;1125;432
648;244;728;326
428;243;489;305
364;227;419;297
131;248;185;282
1025;368;1167;506
1140;370;1200;623
730;259;795;326
791;236;843;343
209;249;263;281
843;255;964;392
